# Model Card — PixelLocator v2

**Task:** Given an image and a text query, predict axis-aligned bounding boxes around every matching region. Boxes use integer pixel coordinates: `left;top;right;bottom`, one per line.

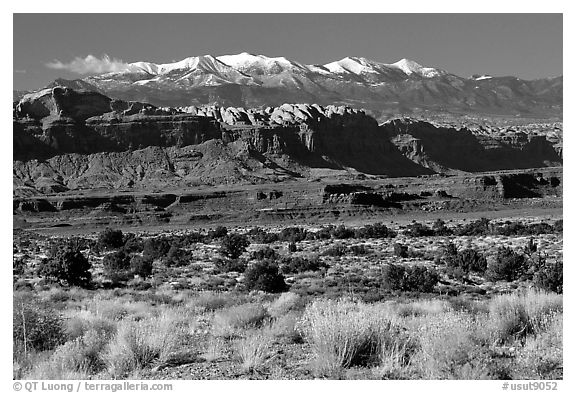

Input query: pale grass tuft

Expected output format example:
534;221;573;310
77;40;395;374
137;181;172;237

212;303;268;338
234;327;275;372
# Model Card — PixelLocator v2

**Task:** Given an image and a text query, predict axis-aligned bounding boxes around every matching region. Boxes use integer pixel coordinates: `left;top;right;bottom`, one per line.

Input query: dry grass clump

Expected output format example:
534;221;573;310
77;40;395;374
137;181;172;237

487;289;562;343
410;311;491;379
25;330;109;379
187;291;237;312
64;310;117;341
267;292;302;318
102;309;191;378
512;311;562;379
234;327;275;372
300;298;404;376
395;299;451;317
212;303;269;338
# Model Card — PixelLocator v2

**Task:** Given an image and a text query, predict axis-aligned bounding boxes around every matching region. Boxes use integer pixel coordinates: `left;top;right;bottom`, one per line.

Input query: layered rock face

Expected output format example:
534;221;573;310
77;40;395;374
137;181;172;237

13;88;562;195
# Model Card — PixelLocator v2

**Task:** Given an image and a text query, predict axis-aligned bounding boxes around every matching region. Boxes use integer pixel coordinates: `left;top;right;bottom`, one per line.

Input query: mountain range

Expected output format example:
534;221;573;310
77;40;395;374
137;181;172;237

16;53;562;119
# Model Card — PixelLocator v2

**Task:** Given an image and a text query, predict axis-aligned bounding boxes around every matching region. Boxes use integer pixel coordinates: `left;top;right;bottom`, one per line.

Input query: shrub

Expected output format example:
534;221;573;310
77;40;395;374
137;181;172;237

486;289;562;344
445;248;487;280
143;237;171;260
382;264;439;292
13;295;66;355
244;260;287;293
322;244;348;257
288;242;297;252
393;243;408;258
355;222;396;239
405;222;434;237
102;311;189;377
313;226;334;240
533;262;563;294
279;256;328;275
37;242;92;287
455;217;491;236
208;226;228;239
349;245;370;255
235;327;275;372
164;245;189;267
13;257;26;276
214;258;247;273
432;219;453;236
553;219;562;232
122;235;143;253
247;227;279;244
220;233;250;259
212;303;269;338
130;256;153;279
331;225;355;239
98;228;124;250
251;247;279;261
300;299;403;376
267;292;302;318
102;250;133;282
486;247;528;282
278;227;308;243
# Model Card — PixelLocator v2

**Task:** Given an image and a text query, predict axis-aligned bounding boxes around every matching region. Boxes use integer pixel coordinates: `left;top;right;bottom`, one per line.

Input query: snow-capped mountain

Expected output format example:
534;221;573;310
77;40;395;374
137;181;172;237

40;53;561;118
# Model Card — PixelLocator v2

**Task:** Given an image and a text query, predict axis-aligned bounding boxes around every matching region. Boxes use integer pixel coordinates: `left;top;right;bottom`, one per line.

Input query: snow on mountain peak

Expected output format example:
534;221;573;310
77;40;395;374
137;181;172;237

390;58;443;78
324;56;378;75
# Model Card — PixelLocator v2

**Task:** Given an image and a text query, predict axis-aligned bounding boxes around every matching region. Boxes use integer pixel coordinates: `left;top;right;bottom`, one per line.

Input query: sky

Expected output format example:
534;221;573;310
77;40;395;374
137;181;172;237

13;13;563;91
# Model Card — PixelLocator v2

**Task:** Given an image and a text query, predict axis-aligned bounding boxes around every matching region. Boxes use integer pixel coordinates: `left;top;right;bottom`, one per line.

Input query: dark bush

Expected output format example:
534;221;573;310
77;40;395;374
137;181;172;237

102;249;132;279
349;245;370;255
13;295;66;354
533;262;563;294
354;222;396;239
164;245;189;267
37;243;92;287
455;218;491;236
244;260;287;293
122;234;144;253
445;248;487;279
247;227;279;244
382;264;439;292
553;219;563;232
313;226;334;240
279;256;328;274
208;226;228;239
13;257;26;276
252;247;279;261
405;222;434;237
322;244;348;257
214;258;247;273
432;219;453;236
486;247;528;281
288;242;297;252
143;237;171;260
130;256;153;279
393;243;408;258
220;233;250;259
179;231;206;246
97;228;124;250
279;227;308;243
331;225;355;239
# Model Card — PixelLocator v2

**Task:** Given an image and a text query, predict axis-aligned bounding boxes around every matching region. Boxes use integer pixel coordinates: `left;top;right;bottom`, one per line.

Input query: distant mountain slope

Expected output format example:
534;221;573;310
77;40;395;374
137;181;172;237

70;53;561;118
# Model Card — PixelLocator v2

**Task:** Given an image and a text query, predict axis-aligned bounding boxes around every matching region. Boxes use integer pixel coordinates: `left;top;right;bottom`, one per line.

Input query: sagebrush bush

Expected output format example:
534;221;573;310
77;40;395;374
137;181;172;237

278;227;308;243
142;237;171;260
393;243;408;258
486;289;562;344
405;222;434;237
354;222;396;239
267;292;301;318
102;310;189;377
244;260;287;293
102;250;133;282
130;256;153;279
322;244;348;257
234;327;275;372
251;247;279;261
300;299;403;376
212;303;269;338
247;227;279;244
